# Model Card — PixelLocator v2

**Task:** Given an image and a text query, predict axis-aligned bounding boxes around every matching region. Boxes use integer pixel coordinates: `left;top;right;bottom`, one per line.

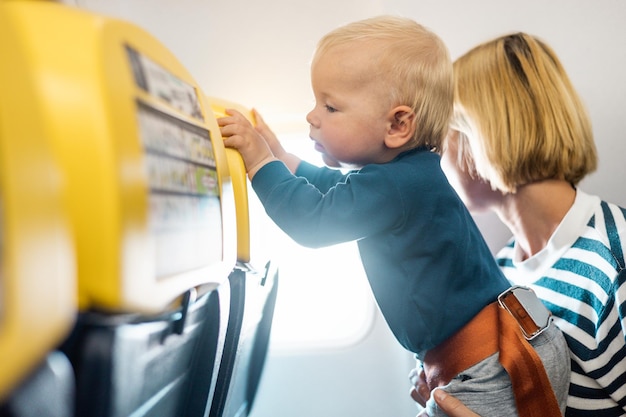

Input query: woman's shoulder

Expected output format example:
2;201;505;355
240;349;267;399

578;190;626;236
576;189;626;270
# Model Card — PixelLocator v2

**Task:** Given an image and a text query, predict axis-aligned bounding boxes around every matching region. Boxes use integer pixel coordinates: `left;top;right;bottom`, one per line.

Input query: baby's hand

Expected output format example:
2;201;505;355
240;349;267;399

218;109;277;178
253;109;285;158
250;109;302;174
409;367;430;407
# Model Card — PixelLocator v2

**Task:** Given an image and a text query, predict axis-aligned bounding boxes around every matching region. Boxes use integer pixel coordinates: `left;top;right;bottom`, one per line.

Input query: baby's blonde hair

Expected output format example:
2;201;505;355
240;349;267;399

314;15;453;151
452;32;597;193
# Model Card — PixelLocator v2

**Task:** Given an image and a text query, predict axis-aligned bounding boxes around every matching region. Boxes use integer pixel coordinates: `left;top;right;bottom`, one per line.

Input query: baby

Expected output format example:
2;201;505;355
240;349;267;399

219;16;569;417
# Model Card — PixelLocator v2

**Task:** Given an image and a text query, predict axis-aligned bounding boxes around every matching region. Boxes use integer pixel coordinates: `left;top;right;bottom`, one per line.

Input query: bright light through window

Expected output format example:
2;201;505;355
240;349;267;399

249;132;376;352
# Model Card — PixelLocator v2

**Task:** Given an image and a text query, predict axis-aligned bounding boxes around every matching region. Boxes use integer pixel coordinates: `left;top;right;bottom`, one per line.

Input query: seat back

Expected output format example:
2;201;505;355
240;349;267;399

204;99;279;417
1;3;278;417
0;3;77;406
1;2;236;416
7;2;237;313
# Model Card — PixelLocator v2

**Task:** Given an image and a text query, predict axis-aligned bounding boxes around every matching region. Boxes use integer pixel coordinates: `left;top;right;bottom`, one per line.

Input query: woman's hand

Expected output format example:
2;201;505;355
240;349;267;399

409;367;481;417
414;389;482;417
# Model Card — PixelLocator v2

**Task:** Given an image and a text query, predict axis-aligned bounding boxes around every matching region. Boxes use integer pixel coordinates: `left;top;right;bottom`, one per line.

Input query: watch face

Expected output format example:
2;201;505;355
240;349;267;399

499;286;552;339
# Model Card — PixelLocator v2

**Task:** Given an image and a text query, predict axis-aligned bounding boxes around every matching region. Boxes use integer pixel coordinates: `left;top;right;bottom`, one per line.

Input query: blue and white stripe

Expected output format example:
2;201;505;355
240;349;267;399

497;192;626;416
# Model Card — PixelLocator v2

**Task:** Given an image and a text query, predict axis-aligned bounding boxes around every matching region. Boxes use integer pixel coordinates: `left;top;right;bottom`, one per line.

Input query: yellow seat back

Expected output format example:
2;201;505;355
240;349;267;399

207;97;256;264
0;3;77;400
2;1;238;314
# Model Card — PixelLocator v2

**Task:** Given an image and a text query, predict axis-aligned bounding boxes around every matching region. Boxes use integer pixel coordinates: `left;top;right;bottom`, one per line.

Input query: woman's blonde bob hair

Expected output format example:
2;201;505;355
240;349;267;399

451;32;597;193
313;15;453;152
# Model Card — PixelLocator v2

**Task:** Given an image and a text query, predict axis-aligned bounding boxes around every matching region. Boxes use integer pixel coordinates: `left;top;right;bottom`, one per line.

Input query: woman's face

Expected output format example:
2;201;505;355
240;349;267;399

440;130;502;213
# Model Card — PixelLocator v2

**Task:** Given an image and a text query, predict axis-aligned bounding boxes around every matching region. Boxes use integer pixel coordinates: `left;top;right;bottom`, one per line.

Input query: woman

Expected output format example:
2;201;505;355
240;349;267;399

413;32;626;417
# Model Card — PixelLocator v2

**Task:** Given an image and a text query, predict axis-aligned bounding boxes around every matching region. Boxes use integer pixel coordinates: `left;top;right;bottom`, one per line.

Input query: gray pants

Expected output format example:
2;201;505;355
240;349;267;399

423;323;570;417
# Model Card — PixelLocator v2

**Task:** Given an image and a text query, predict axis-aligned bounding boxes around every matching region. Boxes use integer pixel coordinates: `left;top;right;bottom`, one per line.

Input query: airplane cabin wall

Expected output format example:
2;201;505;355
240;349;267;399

58;1;626;416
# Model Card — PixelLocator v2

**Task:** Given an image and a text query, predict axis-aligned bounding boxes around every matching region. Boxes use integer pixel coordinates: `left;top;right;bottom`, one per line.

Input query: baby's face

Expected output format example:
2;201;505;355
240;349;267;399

305;44;394;167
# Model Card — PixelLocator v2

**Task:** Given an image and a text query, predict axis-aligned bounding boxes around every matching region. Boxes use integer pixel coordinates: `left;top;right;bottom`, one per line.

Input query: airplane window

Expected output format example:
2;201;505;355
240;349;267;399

250;133;376;351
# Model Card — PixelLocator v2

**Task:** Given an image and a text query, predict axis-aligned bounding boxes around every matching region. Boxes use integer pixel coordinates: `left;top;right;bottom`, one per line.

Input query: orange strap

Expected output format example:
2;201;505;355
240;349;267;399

423;302;561;417
423;303;499;387
498;306;562;417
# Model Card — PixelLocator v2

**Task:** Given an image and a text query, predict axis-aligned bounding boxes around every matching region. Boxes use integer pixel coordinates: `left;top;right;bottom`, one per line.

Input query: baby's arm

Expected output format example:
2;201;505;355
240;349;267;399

252;109;302;174
218;109;277;179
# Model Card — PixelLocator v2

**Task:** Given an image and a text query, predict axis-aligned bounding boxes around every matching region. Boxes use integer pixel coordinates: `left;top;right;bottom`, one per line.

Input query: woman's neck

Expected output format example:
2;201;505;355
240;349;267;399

494;180;576;261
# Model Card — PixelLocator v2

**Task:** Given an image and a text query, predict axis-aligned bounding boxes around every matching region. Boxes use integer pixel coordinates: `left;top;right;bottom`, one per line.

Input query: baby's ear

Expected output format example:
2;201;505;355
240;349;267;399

385;106;415;149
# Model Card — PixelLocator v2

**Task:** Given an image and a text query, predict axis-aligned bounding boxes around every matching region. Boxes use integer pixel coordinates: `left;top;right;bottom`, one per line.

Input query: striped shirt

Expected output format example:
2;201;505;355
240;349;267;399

496;190;626;417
